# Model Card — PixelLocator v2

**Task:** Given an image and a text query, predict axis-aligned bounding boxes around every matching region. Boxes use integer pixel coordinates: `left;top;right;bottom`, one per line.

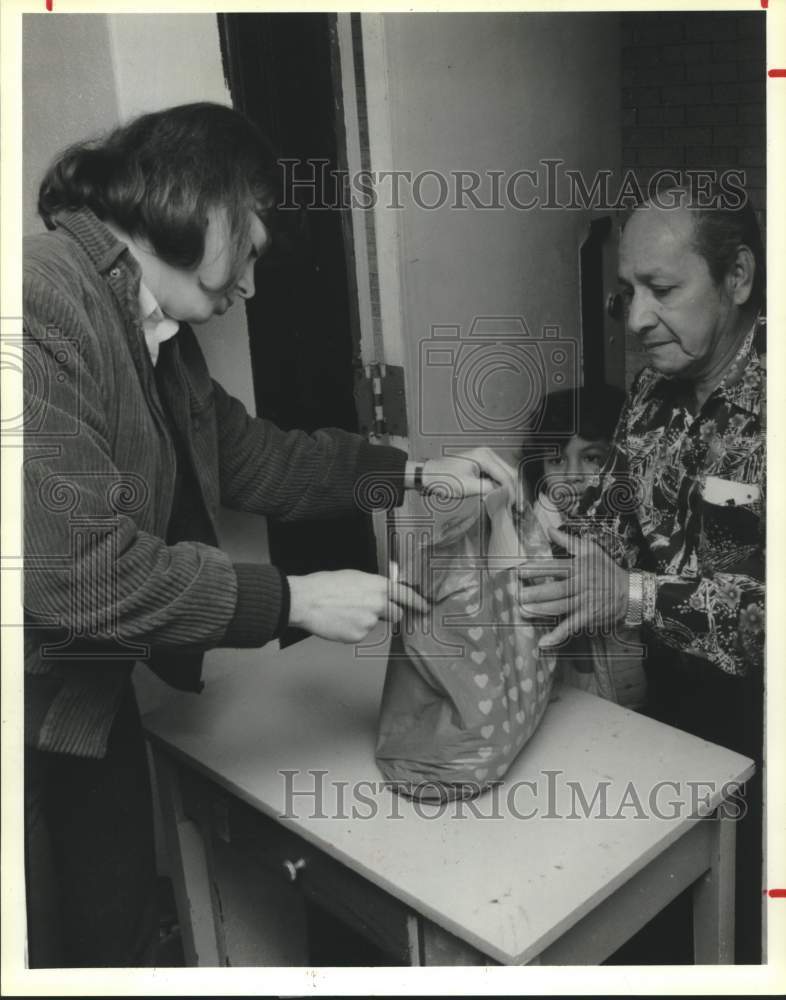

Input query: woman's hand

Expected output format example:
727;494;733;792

420;448;521;504
517;526;629;647
287;569;429;644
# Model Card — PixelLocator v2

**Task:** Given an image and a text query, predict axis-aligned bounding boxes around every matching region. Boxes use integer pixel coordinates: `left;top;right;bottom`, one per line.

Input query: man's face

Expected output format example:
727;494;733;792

617;206;739;379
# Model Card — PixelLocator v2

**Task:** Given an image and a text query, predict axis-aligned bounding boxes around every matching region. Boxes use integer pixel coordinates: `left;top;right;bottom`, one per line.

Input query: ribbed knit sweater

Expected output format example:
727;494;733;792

23;208;407;758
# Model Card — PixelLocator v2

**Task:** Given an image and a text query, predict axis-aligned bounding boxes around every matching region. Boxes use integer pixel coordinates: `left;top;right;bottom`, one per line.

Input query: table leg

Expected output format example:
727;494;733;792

417;917;493;965
404;914;422;966
153;750;221;966
692;811;736;964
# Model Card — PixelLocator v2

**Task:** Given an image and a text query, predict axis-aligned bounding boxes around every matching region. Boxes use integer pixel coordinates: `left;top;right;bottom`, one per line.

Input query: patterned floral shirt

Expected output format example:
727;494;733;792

573;319;765;676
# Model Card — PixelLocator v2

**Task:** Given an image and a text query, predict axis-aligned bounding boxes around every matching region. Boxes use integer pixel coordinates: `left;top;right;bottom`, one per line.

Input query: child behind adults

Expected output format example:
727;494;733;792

519;384;647;707
521;384;709;964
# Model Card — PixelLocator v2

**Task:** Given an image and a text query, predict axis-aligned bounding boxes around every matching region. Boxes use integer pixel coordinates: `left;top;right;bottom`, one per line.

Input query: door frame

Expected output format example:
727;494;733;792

336;13;412;569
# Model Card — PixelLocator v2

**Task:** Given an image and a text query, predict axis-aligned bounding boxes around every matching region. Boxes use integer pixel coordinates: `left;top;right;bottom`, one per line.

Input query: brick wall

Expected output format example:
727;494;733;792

620;11;766;385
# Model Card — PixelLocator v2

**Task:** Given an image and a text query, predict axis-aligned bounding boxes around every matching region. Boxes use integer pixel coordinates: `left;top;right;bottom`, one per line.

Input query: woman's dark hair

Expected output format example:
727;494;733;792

38;102;280;281
521;384;627;499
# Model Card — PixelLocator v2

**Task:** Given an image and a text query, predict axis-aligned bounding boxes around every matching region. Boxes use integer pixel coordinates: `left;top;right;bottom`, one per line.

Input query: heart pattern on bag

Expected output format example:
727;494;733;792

376;492;556;798
456;564;554;782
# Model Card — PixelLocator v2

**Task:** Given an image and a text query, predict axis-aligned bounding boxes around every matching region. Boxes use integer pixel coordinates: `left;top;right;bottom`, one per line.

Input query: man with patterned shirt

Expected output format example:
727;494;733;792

519;187;765;962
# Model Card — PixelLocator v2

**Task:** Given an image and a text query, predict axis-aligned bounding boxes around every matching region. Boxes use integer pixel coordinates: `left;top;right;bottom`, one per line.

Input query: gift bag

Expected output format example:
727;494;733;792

375;487;558;800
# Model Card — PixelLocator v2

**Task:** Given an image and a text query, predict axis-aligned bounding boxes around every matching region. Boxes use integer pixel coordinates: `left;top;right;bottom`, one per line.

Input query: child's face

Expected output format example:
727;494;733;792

541;435;610;514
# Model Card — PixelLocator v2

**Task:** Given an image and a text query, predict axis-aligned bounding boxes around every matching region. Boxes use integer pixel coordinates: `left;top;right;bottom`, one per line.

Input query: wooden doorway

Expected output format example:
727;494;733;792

218;13;378;640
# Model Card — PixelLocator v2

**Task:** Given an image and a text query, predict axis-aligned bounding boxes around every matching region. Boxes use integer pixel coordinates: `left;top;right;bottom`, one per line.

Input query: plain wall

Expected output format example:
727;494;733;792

108;14;229;121
23;15;120;238
619;10;766;387
378;13;621;463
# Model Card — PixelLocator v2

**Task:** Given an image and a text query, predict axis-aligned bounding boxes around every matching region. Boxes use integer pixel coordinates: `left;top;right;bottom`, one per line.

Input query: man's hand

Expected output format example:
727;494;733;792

517;526;629;647
419;448;522;504
287;569;429;644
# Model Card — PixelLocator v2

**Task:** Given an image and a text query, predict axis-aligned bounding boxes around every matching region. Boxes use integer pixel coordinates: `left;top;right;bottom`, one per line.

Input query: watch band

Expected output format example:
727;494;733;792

624;570;644;628
641;571;657;624
413;462;425;493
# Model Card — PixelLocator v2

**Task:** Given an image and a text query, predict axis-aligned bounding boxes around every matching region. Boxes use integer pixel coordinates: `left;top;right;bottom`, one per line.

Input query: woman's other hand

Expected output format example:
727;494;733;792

420;448;521;504
287;569;429;644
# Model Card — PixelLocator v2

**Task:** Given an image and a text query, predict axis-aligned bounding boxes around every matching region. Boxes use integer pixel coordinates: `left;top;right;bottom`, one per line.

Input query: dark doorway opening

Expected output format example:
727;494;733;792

218;13;378;643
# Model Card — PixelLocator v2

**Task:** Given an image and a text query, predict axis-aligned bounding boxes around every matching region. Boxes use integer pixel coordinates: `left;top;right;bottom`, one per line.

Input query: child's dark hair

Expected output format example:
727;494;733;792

521;384;627;498
38;102;280;282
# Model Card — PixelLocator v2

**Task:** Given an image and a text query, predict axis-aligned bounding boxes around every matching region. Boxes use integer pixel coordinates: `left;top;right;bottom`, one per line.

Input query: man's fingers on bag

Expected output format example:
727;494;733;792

518;578;572;603
520;597;570;617
538;614;580;648
517;561;572;579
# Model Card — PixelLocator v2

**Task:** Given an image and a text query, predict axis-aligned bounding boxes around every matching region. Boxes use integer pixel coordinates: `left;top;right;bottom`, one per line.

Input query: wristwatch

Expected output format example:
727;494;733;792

624;570;643;627
624;570;657;627
406;461;427;493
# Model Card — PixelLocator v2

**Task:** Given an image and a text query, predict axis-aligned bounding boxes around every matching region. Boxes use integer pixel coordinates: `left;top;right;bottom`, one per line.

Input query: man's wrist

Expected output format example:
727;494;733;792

286;575;306;631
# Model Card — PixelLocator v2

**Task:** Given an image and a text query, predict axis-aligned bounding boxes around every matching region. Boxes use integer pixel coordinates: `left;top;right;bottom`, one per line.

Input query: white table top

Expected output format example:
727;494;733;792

143;627;754;965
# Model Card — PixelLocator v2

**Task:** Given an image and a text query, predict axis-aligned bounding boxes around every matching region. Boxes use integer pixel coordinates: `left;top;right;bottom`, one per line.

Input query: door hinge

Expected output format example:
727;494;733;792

354;362;408;439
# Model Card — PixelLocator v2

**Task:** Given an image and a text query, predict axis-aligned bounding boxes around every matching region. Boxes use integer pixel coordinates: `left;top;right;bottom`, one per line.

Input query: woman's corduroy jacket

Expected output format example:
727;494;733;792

23;207;407;758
